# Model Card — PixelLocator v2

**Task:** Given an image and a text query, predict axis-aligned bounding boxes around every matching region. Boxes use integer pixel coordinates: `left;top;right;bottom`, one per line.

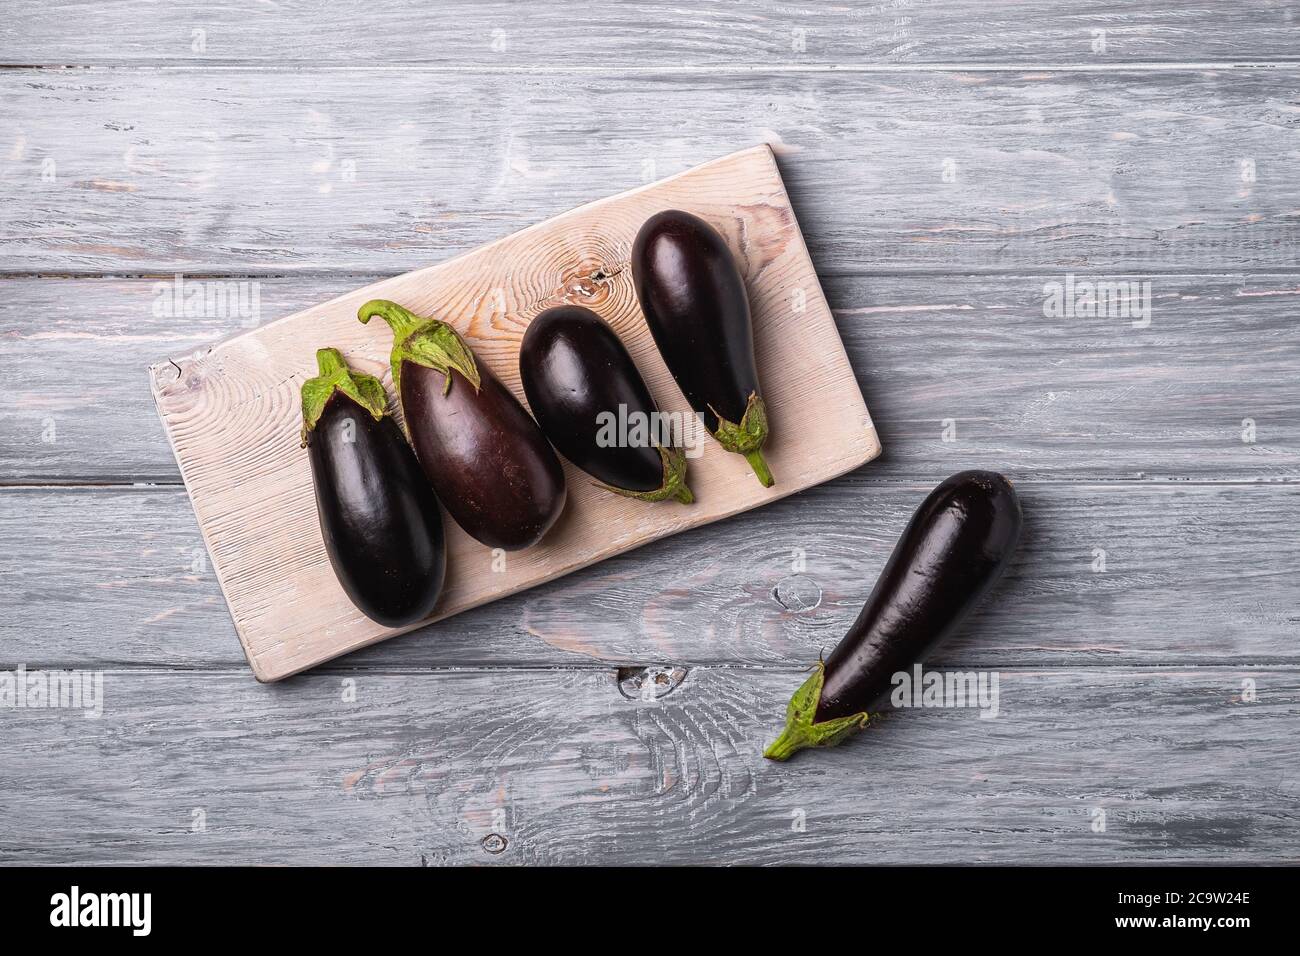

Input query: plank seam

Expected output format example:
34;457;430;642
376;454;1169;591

5;477;1300;491
1;62;1298;72
2;663;1296;676
7;267;1300;281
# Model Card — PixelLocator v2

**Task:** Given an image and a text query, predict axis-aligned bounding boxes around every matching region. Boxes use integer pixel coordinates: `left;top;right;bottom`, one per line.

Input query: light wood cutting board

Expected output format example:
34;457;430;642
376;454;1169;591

150;145;881;681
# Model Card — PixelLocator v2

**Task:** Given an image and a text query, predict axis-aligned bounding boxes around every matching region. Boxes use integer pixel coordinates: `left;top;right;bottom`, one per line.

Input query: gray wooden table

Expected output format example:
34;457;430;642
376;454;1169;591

2;2;1297;865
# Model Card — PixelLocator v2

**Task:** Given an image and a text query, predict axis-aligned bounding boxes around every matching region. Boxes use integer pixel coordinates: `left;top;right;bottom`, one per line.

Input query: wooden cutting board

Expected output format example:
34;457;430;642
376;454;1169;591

150;145;881;681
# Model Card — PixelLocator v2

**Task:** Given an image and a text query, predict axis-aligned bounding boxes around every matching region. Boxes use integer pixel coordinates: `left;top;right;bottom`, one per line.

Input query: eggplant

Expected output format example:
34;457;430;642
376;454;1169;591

632;209;774;487
357;299;566;551
519;305;694;504
300;348;446;627
764;470;1023;761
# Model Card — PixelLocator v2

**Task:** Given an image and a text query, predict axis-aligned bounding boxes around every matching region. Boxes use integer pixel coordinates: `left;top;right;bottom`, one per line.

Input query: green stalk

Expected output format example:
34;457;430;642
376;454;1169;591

299;347;389;447
762;729;803;762
743;450;774;488
601;446;696;504
711;392;775;487
357;299;481;398
763;661;872;762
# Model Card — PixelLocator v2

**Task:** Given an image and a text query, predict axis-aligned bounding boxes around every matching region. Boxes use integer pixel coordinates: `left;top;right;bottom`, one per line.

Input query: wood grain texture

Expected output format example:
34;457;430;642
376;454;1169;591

3;69;1298;275
150;146;879;681
4;1;1297;868
4;1;1296;65
6;482;1297;669
6;273;1297;482
3;666;1296;865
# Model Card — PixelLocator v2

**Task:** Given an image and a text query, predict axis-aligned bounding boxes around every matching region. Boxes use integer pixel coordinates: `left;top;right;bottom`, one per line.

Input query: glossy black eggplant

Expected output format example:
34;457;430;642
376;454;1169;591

358;299;566;551
519;305;694;504
631;209;774;487
301;348;446;628
764;470;1023;760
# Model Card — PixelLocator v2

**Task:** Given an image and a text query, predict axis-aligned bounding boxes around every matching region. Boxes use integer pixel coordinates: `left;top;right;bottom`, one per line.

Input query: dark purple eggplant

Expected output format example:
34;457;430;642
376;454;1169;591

631;209;774;487
300;348;446;628
358;299;565;551
764;470;1022;760
519;305;693;504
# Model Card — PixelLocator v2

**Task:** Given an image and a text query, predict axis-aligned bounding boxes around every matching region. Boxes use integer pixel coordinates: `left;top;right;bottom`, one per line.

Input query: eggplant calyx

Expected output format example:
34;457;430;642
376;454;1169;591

357;299;481;398
763;661;871;762
598;446;695;504
710;393;774;487
299;347;389;447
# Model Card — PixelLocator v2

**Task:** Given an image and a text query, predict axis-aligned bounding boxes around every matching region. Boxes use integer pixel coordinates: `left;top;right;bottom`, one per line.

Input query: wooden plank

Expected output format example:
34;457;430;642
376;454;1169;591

149;146;880;681
3;666;1295;864
3;69;1297;275
5;1;1294;871
5;482;1297;669
1;276;361;483
3;1;1295;65
5;273;1297;482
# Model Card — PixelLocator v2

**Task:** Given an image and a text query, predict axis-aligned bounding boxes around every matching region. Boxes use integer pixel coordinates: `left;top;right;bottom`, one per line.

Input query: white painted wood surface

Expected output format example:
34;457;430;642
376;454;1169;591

2;70;1297;275
5;481;1298;668
1;2;1297;865
4;1;1296;65
5;273;1297;481
5;667;1296;865
151;147;879;680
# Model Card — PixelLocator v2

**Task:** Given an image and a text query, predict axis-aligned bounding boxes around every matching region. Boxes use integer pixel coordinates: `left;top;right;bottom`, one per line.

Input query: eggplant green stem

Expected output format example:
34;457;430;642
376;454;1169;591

599;446;695;505
763;661;872;762
315;347;347;378
762;728;805;762
711;392;775;487
299;347;389;447
357;299;481;399
355;299;425;344
744;450;774;488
